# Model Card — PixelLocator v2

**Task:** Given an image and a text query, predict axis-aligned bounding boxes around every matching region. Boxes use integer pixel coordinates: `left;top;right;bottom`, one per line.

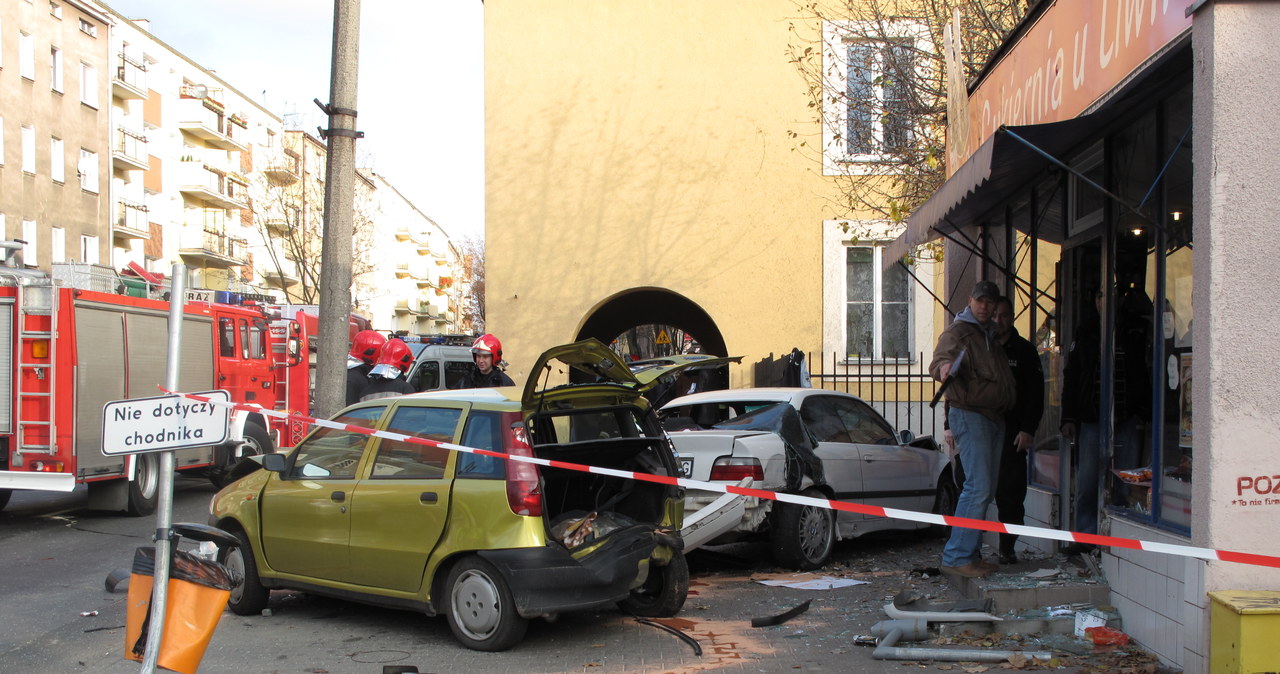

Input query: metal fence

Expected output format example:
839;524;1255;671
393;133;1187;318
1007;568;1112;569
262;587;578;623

801;351;946;442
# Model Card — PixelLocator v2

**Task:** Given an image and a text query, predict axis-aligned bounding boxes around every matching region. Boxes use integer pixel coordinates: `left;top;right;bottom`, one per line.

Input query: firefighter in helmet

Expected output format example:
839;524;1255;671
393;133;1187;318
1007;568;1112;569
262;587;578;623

453;333;515;389
346;330;387;405
359;339;416;401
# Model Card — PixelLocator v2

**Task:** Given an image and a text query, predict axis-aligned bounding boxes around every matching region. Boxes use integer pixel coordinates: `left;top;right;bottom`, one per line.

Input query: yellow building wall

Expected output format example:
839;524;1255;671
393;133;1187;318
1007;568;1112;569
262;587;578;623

485;0;871;386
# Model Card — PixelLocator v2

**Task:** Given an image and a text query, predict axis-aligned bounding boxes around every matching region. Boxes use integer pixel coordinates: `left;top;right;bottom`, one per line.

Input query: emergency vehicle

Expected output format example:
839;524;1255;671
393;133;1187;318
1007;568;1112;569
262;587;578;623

0;261;308;516
395;333;477;392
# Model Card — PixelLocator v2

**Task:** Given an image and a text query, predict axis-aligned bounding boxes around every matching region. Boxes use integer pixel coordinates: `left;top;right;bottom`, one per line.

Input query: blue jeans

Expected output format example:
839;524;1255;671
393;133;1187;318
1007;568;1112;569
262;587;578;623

942;408;1005;567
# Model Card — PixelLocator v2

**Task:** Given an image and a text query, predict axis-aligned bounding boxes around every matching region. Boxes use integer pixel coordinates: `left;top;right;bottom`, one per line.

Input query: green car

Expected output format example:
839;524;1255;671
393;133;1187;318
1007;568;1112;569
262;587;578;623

209;340;718;651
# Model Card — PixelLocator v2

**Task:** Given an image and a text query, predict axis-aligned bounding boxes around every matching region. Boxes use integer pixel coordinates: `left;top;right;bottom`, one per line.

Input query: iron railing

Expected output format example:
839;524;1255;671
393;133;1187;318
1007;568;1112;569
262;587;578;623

806;351;945;441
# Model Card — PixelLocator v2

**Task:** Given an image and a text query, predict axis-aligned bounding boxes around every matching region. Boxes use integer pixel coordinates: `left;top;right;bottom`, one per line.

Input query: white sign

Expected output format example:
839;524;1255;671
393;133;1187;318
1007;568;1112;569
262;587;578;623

185;289;214;303
101;391;231;456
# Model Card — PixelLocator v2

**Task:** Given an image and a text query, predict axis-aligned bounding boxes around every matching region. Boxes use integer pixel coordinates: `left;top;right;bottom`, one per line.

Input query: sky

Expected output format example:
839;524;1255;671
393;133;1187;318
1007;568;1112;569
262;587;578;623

104;0;486;241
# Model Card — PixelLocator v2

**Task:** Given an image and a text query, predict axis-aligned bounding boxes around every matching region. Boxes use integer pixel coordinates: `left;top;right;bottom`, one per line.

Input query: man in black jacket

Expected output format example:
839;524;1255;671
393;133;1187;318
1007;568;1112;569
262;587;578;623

992;296;1045;564
452;333;515;389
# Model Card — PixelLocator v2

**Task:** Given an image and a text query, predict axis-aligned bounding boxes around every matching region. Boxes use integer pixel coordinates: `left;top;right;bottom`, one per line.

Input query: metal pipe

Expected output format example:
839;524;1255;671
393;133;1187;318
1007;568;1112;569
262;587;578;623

870;620;1055;664
882;603;1003;622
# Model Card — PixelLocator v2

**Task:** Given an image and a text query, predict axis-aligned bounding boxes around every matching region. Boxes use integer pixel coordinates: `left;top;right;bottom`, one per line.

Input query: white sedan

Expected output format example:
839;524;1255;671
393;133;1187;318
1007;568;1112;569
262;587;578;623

661;388;956;570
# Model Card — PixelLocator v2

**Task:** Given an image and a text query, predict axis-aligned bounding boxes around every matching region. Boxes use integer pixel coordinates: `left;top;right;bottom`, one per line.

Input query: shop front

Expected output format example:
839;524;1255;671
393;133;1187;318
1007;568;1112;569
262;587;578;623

889;2;1280;670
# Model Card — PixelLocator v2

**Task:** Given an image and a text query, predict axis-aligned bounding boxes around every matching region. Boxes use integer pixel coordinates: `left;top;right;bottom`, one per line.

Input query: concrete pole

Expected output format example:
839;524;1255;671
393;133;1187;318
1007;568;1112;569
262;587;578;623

315;0;362;418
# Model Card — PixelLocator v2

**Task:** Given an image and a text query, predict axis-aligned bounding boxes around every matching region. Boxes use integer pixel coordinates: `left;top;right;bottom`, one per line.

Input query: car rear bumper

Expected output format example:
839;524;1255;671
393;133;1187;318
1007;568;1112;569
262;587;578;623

478;527;659;617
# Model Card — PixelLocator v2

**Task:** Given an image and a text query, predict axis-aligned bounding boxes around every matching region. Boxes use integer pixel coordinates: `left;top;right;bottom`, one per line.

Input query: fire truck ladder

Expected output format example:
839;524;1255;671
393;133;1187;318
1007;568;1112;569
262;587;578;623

14;283;57;460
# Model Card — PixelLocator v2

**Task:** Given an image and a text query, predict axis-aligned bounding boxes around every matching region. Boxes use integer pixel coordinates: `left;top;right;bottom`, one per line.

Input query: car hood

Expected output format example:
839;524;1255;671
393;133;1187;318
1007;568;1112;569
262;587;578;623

522;339;740;409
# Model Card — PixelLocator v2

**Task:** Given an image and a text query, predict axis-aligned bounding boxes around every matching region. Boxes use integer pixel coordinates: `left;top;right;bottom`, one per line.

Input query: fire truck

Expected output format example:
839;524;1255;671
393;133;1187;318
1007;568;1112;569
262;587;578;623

0;262;310;516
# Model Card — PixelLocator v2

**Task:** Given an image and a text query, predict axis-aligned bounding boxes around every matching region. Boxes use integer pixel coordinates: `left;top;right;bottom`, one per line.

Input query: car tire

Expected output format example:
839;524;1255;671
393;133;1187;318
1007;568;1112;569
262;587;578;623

770;489;835;570
927;471;959;538
210;422;273;489
444;556;528;652
218;526;270;616
618;550;689;617
126;453;160;517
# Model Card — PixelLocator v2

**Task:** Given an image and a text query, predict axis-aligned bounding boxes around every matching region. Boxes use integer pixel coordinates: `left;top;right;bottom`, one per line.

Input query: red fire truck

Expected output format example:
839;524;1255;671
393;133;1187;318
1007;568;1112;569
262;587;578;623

0;265;309;516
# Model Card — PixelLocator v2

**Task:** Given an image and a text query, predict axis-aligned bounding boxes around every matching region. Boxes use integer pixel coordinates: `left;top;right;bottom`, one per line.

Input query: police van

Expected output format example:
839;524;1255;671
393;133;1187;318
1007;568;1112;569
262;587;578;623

396;334;476;391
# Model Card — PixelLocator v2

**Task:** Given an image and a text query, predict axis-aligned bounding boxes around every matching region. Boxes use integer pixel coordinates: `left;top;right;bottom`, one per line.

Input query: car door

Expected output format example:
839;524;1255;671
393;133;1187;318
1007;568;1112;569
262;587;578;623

260;405;386;582
829;396;935;514
346;401;467;592
797;395;864;529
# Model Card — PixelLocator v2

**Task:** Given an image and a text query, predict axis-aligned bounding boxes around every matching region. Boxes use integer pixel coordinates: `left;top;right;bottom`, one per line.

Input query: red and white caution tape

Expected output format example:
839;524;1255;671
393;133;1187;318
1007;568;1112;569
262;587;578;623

179;391;1280;570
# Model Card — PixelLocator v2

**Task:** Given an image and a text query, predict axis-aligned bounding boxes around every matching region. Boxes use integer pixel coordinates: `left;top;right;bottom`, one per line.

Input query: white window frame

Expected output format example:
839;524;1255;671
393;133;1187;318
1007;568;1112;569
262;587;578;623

22;219;37;265
19;31;35;80
80;235;99;264
49;136;63;182
78;18;97;38
50;2;62;19
821;20;930;176
50;45;63;92
51;226;65;263
822;220;924;363
79;62;98;108
21;124;36;173
78;148;98;192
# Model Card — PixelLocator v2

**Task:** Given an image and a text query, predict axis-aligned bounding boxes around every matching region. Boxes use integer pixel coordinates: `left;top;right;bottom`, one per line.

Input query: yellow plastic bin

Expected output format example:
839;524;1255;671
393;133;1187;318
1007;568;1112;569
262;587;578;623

1209;590;1280;673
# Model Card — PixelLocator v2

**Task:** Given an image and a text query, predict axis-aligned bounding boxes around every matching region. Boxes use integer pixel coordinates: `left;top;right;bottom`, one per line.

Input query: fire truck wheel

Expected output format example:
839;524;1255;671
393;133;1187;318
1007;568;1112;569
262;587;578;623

126;454;160;517
0;488;11;511
210;422;274;489
219;526;270;616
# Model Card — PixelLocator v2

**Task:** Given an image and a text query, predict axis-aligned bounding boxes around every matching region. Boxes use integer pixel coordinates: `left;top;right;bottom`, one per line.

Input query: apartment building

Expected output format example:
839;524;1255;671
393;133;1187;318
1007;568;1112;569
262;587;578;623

0;0;112;268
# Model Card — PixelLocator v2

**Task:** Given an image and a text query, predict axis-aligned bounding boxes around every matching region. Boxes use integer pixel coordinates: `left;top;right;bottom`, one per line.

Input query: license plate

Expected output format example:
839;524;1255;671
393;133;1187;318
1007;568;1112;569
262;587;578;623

678;457;694;478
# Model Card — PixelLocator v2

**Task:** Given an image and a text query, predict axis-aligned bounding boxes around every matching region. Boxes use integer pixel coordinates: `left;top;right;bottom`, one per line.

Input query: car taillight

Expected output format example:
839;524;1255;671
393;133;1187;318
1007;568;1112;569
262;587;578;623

502;412;542;517
709;457;763;482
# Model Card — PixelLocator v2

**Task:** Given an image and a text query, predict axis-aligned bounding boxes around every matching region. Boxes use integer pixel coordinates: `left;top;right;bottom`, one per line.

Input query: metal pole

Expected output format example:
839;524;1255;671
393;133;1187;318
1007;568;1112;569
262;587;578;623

315;0;363;418
140;264;186;673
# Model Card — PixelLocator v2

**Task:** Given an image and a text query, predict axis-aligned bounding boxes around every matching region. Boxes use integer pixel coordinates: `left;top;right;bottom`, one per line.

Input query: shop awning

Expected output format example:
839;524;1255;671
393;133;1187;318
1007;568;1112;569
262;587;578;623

884;113;1112;266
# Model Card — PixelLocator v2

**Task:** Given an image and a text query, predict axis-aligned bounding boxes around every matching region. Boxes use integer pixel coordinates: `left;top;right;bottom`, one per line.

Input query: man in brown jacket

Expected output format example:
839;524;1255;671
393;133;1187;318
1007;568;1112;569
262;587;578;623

930;280;1017;577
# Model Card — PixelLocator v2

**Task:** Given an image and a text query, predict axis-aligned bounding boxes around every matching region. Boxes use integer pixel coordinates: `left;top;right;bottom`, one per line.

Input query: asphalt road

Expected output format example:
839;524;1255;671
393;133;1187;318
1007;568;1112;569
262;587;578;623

0;478;1156;673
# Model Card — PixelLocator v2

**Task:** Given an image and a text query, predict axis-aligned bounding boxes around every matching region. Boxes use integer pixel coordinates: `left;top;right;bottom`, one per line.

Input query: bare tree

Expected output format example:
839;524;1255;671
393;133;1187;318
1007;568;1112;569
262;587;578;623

459;235;485;332
786;0;1032;258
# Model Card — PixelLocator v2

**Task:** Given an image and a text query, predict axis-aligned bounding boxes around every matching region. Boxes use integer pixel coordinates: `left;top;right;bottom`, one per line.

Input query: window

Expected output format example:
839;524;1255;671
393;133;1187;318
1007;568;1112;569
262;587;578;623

845;245;910;360
822;21;923;172
50;46;63;92
21;125;35;173
78;148;98;192
371;406;461;479
51;226;65;262
218;317;236;357
49;136;63;182
19;32;34;80
22;220;37;264
79;62;97;107
79;18;97;37
50;2;62;19
288;407;385;479
79;234;98;264
458;411;506;478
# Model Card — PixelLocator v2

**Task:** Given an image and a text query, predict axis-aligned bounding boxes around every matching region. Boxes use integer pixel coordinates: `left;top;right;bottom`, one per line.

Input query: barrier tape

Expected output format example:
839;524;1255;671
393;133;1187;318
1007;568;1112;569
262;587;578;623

178;391;1280;570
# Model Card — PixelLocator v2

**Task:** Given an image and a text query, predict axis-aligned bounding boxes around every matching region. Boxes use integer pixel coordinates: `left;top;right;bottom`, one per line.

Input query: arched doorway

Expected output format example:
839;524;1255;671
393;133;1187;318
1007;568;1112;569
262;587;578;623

576;288;727;357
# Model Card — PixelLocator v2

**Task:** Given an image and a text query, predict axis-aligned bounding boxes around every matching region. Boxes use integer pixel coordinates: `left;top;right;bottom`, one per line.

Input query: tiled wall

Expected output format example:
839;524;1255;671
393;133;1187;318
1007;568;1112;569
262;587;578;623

1106;518;1207;673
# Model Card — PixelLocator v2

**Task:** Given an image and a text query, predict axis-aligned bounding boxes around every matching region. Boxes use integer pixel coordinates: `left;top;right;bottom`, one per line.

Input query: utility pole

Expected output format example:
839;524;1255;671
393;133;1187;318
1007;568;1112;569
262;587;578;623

315;0;362;418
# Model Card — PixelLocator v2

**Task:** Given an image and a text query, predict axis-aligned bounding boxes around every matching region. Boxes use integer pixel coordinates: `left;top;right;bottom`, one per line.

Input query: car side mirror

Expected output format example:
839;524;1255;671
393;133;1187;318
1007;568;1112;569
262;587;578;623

899;429;916;445
262;452;287;474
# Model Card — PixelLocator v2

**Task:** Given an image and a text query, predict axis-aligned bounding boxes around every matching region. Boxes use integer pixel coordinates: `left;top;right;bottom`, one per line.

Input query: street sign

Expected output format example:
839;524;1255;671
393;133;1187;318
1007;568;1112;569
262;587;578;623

101;391;231;456
655;329;671;345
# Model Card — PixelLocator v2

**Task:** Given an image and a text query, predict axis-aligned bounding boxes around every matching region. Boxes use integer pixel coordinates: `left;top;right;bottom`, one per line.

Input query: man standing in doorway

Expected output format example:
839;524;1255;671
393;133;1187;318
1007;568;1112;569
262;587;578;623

992;296;1045;564
930;280;1017;578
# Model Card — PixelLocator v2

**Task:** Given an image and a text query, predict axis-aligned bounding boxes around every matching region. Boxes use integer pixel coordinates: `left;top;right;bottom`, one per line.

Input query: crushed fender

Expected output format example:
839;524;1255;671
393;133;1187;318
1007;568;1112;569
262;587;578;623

751;599;812;627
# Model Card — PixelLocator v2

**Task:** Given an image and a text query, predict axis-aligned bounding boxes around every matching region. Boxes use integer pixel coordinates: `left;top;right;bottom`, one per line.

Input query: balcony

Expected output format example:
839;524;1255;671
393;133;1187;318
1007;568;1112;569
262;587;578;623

112;52;147;100
114;198;150;240
261;263;301;288
177;163;248;210
178;227;246;269
176;99;247;151
112;127;149;171
394;298;422;315
263;152;301;185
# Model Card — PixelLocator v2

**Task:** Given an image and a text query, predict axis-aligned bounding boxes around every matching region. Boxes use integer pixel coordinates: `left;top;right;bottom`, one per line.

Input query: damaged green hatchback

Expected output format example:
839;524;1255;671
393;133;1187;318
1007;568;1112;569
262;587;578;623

208;339;699;651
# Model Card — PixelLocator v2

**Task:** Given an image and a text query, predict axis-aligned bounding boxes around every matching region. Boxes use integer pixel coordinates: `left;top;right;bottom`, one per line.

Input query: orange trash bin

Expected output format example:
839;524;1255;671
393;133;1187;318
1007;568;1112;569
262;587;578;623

124;546;233;674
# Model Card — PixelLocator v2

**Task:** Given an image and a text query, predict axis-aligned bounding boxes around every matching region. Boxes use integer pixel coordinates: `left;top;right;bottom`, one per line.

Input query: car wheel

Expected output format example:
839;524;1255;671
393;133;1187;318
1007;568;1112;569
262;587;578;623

218;526;270;616
210;422;273;489
444;556;528;651
927;471;959;538
618;551;689;617
126;453;160;517
770;489;835;570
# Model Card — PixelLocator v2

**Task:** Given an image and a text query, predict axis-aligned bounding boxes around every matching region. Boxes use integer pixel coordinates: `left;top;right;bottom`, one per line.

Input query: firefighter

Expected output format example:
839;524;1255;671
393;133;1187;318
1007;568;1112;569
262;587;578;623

346;330;387;406
359;339;416;401
453;333;515;388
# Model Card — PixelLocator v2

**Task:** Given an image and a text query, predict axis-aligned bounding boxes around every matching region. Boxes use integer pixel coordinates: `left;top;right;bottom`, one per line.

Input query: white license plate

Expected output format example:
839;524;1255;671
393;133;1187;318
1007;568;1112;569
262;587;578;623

677;457;694;478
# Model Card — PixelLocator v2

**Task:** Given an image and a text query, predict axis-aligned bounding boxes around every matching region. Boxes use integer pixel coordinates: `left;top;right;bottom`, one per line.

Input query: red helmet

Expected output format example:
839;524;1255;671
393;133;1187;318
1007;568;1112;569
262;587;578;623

471;333;502;362
375;338;414;374
349;330;386;366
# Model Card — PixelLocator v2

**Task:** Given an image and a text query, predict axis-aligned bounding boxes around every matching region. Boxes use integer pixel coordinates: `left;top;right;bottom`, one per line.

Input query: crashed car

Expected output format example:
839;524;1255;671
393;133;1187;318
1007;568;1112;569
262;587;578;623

209;339;713;652
661;388;956;570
